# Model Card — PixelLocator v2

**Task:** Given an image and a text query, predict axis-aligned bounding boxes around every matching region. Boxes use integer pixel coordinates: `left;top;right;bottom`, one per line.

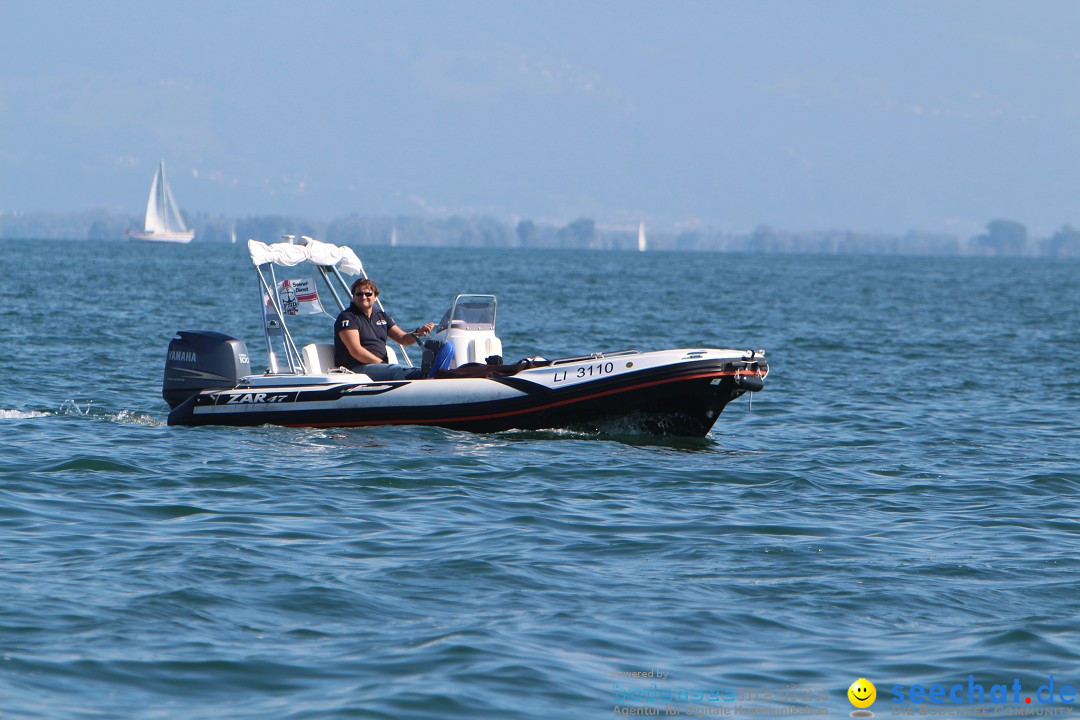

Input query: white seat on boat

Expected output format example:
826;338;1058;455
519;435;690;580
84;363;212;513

303;341;403;373
302;343;336;374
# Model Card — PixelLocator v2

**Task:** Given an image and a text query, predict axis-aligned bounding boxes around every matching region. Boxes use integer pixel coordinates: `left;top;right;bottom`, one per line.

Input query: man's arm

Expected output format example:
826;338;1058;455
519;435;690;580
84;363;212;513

387;322;435;346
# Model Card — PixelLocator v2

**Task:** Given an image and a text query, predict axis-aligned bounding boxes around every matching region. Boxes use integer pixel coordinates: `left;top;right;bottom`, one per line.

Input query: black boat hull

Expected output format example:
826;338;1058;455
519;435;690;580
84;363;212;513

167;353;767;437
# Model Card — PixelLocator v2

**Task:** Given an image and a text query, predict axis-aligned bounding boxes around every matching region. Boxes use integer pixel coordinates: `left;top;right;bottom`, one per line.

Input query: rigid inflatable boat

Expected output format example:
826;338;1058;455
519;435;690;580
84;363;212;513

163;237;768;436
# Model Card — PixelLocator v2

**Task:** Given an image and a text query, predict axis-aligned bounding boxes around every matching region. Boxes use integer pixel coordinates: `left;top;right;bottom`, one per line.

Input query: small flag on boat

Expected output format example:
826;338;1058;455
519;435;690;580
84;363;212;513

265;278;324;316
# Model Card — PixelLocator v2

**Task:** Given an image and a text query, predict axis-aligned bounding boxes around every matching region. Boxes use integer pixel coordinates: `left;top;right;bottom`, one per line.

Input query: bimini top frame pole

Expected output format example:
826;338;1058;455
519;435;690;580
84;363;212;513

254;261;304;374
294;236;349;314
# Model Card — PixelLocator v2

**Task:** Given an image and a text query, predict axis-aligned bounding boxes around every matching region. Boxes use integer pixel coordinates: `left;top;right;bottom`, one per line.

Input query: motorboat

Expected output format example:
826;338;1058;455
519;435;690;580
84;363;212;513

163;237;769;436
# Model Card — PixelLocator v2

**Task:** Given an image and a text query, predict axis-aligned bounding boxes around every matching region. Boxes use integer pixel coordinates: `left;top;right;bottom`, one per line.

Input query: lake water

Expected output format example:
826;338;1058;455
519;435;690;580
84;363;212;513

1;240;1078;719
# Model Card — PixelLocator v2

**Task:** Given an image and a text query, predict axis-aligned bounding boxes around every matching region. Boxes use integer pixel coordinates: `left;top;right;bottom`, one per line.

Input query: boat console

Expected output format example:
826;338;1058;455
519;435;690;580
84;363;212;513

428;294;503;369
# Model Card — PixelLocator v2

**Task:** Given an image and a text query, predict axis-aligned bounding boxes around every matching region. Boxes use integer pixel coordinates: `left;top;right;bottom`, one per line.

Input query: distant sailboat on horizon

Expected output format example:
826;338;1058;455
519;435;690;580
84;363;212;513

637;221;647;252
390;227;399;247
129;160;195;244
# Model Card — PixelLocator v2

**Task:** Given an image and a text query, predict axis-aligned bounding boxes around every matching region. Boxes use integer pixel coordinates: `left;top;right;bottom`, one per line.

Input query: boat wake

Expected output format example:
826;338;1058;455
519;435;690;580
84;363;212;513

112;409;166;427
0;408;49;419
52;401;165;426
59;399;93;416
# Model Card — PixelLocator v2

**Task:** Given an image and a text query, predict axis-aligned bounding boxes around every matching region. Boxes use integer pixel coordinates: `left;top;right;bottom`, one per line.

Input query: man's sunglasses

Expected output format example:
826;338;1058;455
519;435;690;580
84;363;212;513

354;291;374;298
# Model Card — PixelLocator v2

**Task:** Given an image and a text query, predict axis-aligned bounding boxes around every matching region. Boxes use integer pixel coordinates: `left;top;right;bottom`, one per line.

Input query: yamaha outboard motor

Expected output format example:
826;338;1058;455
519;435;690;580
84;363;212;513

163;330;250;409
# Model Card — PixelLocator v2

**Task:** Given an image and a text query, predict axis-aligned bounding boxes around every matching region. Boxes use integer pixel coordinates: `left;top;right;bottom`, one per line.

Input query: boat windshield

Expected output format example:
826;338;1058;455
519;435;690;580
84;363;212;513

437;295;496;332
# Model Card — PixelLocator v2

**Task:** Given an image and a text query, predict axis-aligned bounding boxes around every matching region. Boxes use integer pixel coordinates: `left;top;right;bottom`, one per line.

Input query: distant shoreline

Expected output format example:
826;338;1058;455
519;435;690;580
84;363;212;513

2;211;1077;258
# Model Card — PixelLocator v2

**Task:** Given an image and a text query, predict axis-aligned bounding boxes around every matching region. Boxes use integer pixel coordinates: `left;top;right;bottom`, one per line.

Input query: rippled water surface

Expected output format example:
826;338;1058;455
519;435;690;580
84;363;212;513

2;240;1078;719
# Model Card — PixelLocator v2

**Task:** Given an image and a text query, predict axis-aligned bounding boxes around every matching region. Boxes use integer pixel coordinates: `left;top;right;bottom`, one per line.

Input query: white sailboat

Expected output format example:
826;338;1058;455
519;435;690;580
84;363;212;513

390;227;399;247
637;221;647;252
129;160;195;244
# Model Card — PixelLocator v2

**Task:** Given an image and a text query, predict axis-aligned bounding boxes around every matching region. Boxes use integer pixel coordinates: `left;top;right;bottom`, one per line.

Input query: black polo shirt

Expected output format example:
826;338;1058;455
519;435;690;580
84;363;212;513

334;304;396;367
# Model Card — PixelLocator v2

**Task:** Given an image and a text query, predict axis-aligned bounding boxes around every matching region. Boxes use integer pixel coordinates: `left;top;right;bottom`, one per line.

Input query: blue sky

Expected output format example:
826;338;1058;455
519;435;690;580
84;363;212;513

2;0;1078;235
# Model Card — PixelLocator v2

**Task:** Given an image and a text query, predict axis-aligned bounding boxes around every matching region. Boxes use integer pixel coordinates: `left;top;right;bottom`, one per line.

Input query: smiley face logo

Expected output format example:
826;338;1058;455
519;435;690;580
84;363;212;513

848;678;876;709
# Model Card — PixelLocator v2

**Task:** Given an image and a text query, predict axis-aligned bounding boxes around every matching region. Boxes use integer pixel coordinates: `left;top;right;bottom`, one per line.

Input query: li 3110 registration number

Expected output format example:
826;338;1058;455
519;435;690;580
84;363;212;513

552;361;616;383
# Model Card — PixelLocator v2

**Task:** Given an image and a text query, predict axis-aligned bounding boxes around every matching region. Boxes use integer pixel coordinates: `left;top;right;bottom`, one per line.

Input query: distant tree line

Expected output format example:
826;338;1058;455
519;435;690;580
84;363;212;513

967;219;1080;258
2;210;1078;258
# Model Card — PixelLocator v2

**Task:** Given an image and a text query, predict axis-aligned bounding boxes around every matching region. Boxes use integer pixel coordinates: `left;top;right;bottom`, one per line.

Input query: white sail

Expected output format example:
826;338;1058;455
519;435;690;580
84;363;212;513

164;174;190;232
637;222;647;252
130;160;195;243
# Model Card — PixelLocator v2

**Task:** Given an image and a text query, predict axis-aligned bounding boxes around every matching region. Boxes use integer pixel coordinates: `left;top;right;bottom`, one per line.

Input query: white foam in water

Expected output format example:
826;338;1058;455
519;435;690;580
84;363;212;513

58;400;92;416
112;409;165;427
0;409;49;419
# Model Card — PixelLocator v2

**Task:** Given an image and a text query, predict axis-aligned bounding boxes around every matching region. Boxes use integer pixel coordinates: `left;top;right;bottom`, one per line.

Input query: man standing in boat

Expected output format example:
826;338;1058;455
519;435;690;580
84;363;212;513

334;278;435;380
